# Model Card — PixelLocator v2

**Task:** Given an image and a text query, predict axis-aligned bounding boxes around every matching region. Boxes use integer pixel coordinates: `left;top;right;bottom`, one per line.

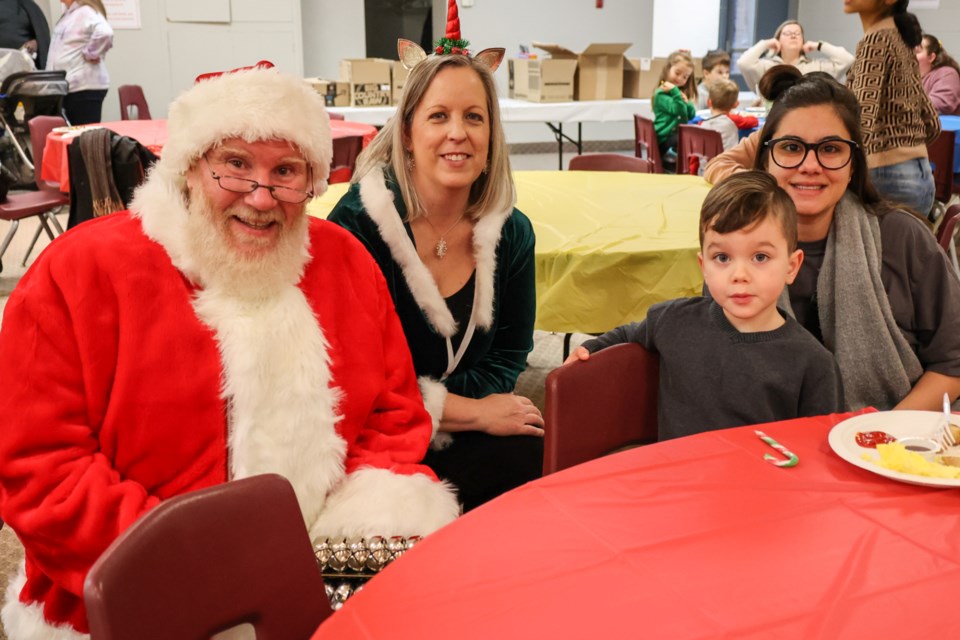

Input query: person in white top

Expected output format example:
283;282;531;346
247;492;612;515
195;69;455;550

46;0;113;125
738;20;854;94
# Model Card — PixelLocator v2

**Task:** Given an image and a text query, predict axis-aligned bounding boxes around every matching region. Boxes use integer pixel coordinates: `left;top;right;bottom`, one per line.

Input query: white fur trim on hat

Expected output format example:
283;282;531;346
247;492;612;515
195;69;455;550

309;468;459;541
157;65;333;195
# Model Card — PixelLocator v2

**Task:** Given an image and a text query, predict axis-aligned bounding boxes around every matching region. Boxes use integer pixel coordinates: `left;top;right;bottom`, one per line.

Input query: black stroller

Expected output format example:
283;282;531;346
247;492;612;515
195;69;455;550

0;49;69;188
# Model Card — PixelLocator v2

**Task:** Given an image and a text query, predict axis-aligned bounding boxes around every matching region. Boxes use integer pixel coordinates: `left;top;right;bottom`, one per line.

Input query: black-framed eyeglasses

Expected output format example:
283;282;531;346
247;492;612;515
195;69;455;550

205;158;314;204
764;137;858;170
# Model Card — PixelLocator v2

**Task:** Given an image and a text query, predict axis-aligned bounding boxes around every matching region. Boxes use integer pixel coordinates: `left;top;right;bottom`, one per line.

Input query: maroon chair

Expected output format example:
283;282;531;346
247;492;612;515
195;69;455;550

677;124;724;176
634;114;664;174
328;112;345;121
569;153;654;173
544;343;659;475
84;474;332;640
927;129;956;219
330;134;364;184
20;115;70;263
118;84;152;120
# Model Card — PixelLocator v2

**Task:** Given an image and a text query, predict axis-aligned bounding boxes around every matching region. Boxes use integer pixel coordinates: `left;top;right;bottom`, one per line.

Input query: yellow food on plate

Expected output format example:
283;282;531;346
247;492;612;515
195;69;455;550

872;443;960;479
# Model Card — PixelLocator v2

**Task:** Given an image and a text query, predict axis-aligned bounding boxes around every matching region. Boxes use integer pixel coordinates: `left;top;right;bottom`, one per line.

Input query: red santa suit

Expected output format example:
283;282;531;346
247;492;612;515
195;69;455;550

0;66;458;639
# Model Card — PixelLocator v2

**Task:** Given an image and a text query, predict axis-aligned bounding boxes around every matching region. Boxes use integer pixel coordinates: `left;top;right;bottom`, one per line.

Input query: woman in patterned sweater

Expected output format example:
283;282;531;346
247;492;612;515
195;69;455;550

845;0;939;217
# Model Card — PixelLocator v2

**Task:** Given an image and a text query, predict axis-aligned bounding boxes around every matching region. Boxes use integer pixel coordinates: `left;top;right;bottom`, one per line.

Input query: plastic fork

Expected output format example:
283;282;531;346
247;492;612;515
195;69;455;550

934;393;958;451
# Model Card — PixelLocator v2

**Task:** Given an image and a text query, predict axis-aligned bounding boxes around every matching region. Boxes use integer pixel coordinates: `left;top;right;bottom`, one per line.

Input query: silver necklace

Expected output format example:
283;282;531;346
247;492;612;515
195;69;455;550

422;212;466;259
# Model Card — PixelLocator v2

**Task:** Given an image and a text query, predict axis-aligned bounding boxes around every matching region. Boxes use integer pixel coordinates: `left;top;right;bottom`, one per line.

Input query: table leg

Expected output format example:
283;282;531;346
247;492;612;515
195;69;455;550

545;122;584;170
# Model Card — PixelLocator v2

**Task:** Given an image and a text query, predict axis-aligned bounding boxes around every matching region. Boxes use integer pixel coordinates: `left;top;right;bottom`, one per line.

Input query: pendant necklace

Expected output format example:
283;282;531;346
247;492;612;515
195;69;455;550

423;212;466;259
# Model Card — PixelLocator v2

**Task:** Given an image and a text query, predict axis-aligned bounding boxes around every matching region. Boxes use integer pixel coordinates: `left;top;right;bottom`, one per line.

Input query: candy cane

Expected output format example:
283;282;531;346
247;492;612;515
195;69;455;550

755;430;799;468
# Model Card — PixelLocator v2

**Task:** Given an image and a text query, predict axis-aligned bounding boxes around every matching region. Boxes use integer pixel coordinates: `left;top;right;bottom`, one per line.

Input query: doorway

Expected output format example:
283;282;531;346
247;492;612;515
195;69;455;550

365;0;433;59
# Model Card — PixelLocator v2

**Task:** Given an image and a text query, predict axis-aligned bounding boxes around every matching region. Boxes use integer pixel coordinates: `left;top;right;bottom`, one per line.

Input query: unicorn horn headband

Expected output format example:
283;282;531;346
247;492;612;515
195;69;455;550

398;0;504;72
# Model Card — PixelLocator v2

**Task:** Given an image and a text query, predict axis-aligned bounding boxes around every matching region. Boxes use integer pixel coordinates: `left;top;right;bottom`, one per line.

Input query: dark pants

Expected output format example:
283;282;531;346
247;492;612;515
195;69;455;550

423;431;544;513
64;89;108;126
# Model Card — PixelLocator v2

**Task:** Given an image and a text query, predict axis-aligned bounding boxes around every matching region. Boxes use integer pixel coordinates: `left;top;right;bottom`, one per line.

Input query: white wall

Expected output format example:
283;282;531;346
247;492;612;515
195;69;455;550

303;0;366;80
652;0;720;57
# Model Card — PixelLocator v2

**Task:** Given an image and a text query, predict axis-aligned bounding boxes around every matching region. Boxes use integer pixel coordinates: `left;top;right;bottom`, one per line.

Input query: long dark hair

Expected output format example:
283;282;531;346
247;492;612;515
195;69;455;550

752;67;888;216
922;33;960;76
885;0;923;48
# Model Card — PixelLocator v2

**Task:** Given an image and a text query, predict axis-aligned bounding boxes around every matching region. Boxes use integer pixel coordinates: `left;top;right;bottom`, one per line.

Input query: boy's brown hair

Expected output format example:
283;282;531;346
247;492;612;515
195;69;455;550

702;49;731;73
707;78;740;112
699;171;798;251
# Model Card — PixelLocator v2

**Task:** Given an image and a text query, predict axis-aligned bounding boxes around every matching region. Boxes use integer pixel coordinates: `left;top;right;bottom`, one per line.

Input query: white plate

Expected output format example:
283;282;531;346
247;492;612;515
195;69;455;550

828;411;960;488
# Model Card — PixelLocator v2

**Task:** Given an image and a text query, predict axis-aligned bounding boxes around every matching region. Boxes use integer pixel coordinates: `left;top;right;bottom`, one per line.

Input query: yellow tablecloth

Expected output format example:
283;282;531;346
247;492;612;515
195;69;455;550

309;170;710;334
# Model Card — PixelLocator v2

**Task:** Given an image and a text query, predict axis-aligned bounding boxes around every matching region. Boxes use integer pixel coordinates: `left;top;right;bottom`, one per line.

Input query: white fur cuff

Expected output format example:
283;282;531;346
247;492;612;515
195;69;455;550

308;468;458;541
418;376;453;451
2;562;89;640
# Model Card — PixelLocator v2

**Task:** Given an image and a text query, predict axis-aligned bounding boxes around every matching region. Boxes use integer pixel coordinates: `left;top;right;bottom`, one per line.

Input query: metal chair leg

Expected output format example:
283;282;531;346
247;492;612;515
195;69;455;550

0;219;21;273
21;211;60;267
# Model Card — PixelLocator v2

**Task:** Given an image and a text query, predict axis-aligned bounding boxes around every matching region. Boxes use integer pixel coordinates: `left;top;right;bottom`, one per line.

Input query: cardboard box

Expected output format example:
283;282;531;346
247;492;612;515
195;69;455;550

391;61;409;105
304;78;349;107
339;58;392;107
512;57;577;103
623;57;669;99
533;42;631;101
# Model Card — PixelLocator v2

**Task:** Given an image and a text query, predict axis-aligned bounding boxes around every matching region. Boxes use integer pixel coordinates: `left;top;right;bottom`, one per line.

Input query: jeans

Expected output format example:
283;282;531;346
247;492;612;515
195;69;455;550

869;157;935;217
64;89;108;126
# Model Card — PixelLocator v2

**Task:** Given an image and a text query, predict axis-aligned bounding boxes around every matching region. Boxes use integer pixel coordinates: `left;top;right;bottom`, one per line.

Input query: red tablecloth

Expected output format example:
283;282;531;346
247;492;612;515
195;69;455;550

313;411;960;639
41;119;378;193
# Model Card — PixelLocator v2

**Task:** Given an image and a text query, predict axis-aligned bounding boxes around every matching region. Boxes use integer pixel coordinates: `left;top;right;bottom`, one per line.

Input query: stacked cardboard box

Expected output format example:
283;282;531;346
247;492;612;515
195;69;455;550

304;78;350;107
339;58;393;107
509;42;632;103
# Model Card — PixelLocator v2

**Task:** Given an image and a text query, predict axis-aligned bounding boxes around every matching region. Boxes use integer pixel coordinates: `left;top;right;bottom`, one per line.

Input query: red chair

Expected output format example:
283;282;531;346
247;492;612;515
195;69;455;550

118;84;152;120
927;129;956;219
634;114;664;174
84;474;332;640
569;153;654;173
544;343;659;475
330;134;364;184
677;124;724;177
19;115;70;263
937;203;960;277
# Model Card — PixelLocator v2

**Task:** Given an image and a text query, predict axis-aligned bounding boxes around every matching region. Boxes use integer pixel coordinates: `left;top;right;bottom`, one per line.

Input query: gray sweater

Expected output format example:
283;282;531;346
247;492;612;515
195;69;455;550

583;298;844;440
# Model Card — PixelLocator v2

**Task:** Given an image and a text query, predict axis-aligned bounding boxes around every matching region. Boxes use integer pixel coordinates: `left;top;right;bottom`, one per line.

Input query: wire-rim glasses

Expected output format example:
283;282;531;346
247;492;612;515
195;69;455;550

764;136;858;170
205;158;315;204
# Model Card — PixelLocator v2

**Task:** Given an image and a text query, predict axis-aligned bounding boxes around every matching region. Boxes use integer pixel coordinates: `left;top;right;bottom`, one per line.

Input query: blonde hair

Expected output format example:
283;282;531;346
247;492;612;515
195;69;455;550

656;50;697;101
75;0;108;17
707;78;739;112
352;54;514;221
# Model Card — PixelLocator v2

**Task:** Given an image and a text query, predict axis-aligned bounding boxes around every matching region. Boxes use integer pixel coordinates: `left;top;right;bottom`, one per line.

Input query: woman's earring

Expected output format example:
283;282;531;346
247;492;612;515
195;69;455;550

406;150;415;170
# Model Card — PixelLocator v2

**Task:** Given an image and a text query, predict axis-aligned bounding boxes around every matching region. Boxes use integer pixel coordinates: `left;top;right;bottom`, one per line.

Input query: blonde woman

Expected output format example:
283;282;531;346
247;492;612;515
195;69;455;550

46;0;113;125
328;50;543;512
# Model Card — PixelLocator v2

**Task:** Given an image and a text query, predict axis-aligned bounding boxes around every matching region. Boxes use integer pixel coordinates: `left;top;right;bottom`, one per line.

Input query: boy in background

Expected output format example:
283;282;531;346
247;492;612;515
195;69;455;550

564;171;843;441
696;49;732;109
699;78;760;150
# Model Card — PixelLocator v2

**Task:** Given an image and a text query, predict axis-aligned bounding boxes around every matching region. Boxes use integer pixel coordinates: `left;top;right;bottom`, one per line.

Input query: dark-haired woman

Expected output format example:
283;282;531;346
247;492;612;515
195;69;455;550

845;0;939;216
916;33;960;116
750;69;960;411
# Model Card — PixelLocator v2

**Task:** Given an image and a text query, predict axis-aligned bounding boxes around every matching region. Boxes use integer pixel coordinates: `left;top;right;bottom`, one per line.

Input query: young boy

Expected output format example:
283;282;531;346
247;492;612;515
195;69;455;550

699;78;760;150
696;49;732;109
565;171;843;441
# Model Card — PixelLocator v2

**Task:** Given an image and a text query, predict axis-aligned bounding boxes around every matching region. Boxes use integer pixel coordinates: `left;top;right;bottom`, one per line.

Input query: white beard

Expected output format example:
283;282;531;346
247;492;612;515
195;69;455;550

183;188;312;300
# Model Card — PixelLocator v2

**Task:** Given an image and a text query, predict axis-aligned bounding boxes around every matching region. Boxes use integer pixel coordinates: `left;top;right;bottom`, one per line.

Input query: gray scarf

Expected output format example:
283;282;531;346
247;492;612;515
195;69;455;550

780;194;922;410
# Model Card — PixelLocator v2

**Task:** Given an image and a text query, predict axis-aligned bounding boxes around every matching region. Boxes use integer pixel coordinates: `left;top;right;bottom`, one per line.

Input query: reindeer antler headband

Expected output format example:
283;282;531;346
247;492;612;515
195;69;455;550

398;0;504;72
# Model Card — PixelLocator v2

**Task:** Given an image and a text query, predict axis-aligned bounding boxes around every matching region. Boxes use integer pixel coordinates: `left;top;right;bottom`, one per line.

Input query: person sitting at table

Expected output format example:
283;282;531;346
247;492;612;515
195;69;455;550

565;171;844;440
696;49;731;110
699;78;759;151
328;14;543;513
0;62;459;639
653;50;697;171
916;33;960;116
738;20;854;94
751;68;960;411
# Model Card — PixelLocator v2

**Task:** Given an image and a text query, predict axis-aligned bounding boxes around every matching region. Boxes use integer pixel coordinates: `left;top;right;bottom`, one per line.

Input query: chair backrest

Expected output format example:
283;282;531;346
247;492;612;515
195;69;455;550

84;474;331;640
938;203;960;250
330;134;364;184
569;153;654;173
544;342;659;475
634;114;664;174
27;115;67;192
928;128;956;206
118;84;152;120
677;124;724;176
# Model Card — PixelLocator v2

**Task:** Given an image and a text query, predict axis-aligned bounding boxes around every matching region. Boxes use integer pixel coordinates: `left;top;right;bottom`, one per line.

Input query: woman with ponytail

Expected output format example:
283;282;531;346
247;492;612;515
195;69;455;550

916;33;960;116
844;0;939;216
